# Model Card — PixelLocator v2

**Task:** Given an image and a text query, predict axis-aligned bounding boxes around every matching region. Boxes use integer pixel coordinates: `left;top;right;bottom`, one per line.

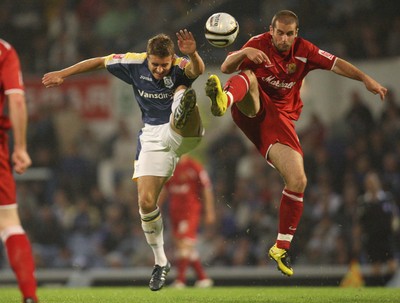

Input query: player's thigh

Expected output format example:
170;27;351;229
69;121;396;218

163;125;203;156
268;143;306;189
134;124;179;180
0;207;21;230
0;147;17;207
137;175;168;212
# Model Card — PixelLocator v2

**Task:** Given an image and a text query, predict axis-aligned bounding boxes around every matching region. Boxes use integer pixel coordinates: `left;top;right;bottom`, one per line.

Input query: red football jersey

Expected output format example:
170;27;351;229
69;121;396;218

0;39;24;130
237;32;337;121
165;157;212;219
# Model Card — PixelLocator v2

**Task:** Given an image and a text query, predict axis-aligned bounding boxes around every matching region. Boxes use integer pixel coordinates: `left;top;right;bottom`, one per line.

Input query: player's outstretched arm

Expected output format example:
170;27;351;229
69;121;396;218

332;58;387;101
176;29;205;78
42;57;106;88
221;47;271;74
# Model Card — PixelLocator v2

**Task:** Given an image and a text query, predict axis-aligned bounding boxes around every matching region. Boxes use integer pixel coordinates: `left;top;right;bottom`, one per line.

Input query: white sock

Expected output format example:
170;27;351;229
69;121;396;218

171;89;185;113
140;208;168;266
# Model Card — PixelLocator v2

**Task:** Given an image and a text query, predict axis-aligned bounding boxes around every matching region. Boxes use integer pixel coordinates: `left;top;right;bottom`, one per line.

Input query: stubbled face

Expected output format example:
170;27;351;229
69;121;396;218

270;20;298;53
147;55;173;80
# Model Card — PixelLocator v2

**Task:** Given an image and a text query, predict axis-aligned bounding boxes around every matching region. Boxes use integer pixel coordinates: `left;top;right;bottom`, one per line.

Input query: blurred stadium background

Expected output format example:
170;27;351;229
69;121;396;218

1;0;400;287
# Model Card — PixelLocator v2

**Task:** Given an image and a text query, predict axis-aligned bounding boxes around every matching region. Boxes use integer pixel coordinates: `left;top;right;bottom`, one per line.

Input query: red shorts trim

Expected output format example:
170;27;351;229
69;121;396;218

231;89;303;163
0;133;16;206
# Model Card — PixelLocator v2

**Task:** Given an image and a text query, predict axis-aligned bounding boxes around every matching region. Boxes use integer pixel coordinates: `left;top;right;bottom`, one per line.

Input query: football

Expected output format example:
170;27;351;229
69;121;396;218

205;12;239;48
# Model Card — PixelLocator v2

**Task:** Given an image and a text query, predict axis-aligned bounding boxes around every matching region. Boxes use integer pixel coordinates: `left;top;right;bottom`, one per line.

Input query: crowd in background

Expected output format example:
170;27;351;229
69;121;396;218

1;0;400;75
0;86;398;272
1;0;400;275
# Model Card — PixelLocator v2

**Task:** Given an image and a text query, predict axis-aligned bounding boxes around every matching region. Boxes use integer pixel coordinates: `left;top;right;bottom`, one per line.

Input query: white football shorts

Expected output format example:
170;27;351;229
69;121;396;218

132;123;203;179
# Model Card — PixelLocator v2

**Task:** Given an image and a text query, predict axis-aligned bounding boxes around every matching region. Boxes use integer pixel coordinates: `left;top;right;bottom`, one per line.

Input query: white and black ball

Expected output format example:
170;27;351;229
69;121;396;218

205;12;239;48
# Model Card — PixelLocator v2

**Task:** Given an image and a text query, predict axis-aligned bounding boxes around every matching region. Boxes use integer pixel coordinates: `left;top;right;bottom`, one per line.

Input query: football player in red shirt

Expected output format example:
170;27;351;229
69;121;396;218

0;39;38;303
160;155;215;288
205;10;387;277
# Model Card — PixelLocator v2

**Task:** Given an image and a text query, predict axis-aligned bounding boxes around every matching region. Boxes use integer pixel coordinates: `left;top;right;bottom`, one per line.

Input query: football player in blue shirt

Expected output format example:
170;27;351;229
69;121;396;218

42;29;205;291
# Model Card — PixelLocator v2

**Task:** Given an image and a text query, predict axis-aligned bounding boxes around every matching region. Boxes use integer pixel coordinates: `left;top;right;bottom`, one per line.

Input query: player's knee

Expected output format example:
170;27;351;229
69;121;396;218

138;193;158;213
287;173;307;192
243;70;257;86
297;174;307;192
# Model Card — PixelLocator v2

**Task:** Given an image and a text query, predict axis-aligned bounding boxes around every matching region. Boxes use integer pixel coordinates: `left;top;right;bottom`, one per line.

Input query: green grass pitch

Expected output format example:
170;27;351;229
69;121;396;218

0;286;399;303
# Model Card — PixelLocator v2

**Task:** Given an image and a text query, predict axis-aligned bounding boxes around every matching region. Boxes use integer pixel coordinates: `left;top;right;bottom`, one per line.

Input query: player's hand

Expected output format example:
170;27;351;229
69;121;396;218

42;71;65;88
176;29;197;56
12;149;31;174
244;47;272;65
364;77;387;101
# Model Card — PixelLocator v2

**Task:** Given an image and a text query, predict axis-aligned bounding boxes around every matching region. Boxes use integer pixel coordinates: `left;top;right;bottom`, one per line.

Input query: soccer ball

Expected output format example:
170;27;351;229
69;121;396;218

205;12;239;48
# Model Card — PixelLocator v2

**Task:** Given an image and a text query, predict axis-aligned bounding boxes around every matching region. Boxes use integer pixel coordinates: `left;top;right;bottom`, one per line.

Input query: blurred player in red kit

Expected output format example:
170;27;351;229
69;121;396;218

205;10;387;276
0;39;38;303
160;154;215;288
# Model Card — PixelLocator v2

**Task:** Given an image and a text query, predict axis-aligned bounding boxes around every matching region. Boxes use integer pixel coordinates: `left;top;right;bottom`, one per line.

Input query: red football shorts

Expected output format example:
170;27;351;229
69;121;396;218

0;133;16;206
231;87;303;165
170;213;200;241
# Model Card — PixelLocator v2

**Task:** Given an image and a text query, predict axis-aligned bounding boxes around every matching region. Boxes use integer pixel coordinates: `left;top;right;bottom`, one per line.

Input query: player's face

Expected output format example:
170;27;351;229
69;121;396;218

270;21;298;52
148;55;173;80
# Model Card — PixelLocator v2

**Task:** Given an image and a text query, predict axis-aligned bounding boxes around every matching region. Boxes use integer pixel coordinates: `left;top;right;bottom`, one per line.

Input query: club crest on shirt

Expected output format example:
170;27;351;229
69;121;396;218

287;63;297;74
163;76;174;88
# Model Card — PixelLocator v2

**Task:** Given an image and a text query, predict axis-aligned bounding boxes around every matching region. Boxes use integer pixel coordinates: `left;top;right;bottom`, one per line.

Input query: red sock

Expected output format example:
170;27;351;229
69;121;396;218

5;234;38;301
224;72;250;106
176;257;190;283
191;258;207;280
276;189;304;250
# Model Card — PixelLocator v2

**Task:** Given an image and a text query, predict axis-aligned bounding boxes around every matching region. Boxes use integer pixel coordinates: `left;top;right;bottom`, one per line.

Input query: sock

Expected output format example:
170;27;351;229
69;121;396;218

140;207;168;266
190;251;207;280
2;227;37;301
171;88;185;113
276;189;304;250
224;72;251;106
176;257;190;283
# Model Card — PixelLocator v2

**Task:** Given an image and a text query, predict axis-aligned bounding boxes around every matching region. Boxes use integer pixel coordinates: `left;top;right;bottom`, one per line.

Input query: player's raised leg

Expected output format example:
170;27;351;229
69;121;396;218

173;87;197;130
206;71;257;117
205;75;229;116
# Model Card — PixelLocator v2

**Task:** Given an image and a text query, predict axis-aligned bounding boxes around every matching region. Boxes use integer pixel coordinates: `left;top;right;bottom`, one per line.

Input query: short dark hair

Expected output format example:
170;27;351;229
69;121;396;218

147;34;175;57
271;10;299;29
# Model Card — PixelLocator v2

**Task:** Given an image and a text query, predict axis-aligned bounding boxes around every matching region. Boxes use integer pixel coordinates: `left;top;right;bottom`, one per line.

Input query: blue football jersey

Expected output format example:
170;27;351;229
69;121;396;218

105;52;195;125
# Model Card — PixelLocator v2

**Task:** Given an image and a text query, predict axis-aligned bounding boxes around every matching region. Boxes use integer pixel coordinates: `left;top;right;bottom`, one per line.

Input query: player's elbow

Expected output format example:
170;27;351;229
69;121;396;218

220;64;231;74
220;62;237;74
198;65;206;75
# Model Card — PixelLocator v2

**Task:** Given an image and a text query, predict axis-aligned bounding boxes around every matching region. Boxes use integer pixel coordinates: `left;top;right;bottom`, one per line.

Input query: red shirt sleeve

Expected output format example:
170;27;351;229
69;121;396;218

301;39;337;72
1;44;24;93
